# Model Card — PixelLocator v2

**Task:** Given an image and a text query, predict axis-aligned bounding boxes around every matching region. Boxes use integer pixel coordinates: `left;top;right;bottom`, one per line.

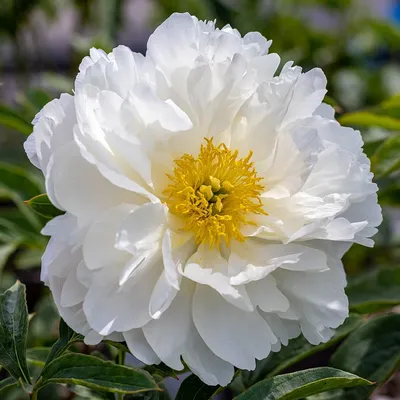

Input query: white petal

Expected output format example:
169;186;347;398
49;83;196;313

184;244;254;312
143;280;194;370
83;262;160;335
149;271;178;319
116;202;167;255
60;268;87;307
124;329;161;365
229;241;327;285
84;330;103;345
247;275;289;313
83;204;135;270
193;284;277;370
182;329;234;386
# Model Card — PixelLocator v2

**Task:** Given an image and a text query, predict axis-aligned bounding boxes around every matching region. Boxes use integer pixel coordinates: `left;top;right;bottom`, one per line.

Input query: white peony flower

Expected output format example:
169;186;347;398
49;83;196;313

25;13;381;386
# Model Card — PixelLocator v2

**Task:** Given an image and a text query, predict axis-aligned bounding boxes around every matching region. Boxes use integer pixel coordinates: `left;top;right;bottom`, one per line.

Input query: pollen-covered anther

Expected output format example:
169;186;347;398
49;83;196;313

164;138;266;247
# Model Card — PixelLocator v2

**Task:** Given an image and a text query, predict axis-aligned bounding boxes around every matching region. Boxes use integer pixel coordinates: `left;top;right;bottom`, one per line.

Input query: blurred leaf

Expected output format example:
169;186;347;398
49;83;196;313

28;295;59;348
370;134;400;178
339;112;400;130
379;93;400;111
106;340;180;381
328;314;400;399
378;183;400;206
0;377;18;394
143;363;180;381
347;267;400;313
0;271;18;294
0;281;31;383
0;162;42;201
45;319;83;365
67;384;116;399
14;248;43;270
234;368;371;400
26;347;51;368
41;73;74;94
0;241;20;276
17;89;51;118
230;315;364;393
0;104;32;136
175;374;218;400
36;353;160;395
104;340;130;354
0;208;41;236
25;194;64;220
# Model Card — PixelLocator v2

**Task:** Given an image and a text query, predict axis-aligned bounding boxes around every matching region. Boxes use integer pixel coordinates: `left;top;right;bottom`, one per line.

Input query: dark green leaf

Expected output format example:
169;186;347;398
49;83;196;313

231;315;364;392
371;134;400;178
0;281;31;383
0;377;18;394
25;194;64;220
329;314;400;399
176;374;219;400
45;319;82;365
37;353;160;395
234;368;371;400
347;267;400;313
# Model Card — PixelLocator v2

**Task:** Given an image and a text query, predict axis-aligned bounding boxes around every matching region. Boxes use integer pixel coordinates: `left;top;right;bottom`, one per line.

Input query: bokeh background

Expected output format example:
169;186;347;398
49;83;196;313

1;1;400;399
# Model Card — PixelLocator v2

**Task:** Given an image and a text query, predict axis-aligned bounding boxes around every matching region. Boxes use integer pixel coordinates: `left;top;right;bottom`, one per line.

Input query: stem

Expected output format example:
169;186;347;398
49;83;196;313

117;349;125;366
31;389;38;400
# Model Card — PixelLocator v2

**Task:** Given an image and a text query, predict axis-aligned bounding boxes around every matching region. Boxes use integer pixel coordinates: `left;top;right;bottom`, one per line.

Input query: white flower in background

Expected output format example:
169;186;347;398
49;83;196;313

24;13;381;386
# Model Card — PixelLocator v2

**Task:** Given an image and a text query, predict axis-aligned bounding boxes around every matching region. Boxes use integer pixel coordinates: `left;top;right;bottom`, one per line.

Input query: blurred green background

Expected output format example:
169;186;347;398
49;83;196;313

0;0;400;398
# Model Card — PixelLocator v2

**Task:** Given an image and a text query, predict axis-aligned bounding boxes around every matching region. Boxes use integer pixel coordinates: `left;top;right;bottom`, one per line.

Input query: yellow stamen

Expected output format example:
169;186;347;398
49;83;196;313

199;185;213;201
209;176;221;192
163;138;266;248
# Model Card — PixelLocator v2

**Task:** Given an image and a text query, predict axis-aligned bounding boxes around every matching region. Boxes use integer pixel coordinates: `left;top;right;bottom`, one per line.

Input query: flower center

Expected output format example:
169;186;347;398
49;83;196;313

164;138;266;247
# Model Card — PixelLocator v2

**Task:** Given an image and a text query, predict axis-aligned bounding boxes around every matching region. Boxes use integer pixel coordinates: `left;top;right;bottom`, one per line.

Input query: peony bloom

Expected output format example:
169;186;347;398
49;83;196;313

25;13;381;385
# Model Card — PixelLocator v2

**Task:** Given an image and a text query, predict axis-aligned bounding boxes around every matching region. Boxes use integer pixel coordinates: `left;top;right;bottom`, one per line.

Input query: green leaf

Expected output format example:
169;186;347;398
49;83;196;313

175;374;219;400
339;112;400;130
329;314;400;399
0;104;32;135
27;347;51;368
36;353;160;395
370;134;400;178
0;377;18;394
347;267;400;313
230;315;364;393
234;368;371;400
45;319;82;365
0;281;31;383
25;194;64;220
